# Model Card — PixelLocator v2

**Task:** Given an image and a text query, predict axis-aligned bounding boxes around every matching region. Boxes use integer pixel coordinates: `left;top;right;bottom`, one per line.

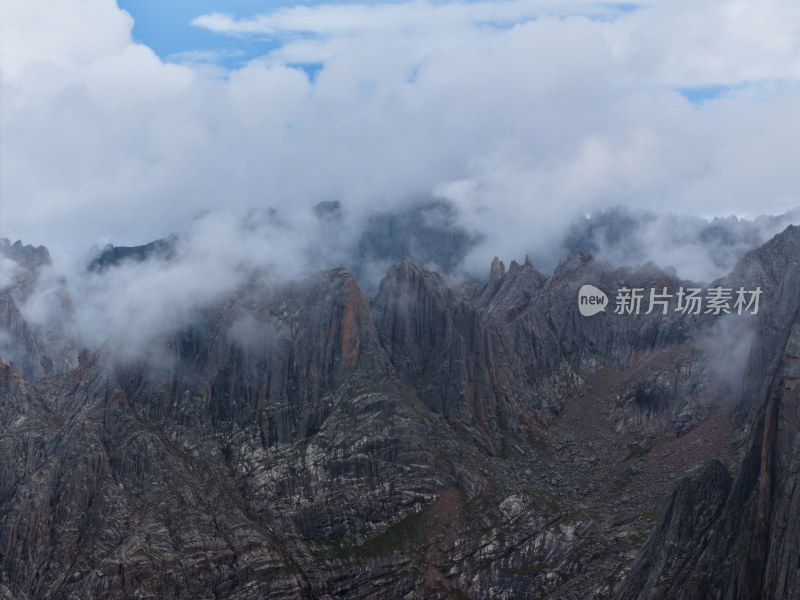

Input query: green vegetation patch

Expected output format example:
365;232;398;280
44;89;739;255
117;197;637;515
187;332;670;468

324;508;432;562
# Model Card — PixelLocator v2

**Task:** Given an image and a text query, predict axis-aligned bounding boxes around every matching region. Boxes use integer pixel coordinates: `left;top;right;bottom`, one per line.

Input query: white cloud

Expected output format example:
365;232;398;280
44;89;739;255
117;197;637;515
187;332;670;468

605;0;800;86
190;0;613;37
0;0;133;79
0;0;799;286
0;257;21;289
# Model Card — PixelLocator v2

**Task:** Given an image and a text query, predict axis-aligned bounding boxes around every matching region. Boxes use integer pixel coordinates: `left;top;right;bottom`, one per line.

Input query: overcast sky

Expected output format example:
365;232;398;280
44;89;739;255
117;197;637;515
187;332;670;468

1;0;799;272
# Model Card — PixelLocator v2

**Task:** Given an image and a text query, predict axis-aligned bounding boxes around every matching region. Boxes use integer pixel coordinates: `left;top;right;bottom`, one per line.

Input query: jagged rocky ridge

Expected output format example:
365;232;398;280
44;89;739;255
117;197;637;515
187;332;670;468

0;227;799;599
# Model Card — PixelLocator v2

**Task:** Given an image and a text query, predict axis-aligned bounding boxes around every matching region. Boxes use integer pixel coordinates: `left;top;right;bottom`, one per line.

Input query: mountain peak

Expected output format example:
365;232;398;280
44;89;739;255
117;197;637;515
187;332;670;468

0;238;52;271
554;248;592;277
489;256;506;281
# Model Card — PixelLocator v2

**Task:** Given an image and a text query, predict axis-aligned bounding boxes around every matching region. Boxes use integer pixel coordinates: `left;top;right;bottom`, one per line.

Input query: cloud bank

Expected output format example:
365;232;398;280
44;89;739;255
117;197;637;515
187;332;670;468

1;0;800;357
3;0;800;256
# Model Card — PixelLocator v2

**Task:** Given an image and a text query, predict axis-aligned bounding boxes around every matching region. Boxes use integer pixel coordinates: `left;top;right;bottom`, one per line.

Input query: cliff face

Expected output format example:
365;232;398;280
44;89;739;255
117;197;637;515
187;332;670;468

615;318;800;600
729;225;800;422
615;225;800;600
1;228;799;599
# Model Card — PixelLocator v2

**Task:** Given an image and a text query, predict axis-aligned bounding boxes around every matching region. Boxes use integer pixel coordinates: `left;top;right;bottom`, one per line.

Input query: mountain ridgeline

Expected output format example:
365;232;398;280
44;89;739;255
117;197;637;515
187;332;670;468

1;226;799;599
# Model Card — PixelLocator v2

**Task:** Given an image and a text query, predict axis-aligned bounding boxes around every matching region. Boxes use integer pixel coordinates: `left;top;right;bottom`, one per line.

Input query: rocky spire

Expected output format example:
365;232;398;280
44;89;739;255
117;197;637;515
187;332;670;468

489;257;505;281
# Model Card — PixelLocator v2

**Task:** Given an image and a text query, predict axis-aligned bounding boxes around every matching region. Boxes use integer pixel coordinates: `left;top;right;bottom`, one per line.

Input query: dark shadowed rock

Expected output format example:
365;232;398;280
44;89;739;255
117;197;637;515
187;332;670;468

617;299;800;599
353;200;481;282
614;460;733;600
87;236;176;272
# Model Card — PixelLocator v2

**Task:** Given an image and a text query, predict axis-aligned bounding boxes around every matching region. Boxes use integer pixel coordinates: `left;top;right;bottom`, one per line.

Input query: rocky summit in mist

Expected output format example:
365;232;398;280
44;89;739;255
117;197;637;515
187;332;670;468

1;223;800;600
83;202;800;289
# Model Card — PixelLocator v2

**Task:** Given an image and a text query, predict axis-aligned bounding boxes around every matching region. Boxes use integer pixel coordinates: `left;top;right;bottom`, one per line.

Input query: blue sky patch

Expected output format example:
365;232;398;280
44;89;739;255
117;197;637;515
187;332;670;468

678;85;733;106
118;0;289;68
603;2;638;13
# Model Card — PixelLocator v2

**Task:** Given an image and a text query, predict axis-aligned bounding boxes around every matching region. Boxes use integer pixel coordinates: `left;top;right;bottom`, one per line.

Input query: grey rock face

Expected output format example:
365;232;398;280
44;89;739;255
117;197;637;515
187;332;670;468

728;225;800;420
371;258;504;452
1;226;800;599
616;227;800;600
613;459;733;600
